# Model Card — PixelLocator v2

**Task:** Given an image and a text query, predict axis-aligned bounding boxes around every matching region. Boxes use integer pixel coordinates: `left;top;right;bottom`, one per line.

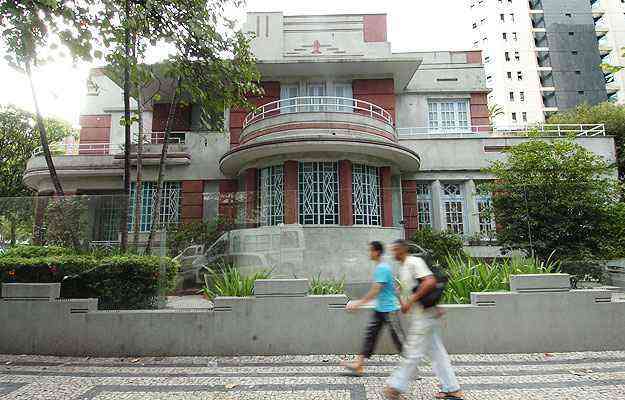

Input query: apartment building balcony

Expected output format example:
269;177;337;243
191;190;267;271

606;82;619;95
595;26;609;39
396;124;605;138
23;134;191;190
528;0;543;11
220;96;420;176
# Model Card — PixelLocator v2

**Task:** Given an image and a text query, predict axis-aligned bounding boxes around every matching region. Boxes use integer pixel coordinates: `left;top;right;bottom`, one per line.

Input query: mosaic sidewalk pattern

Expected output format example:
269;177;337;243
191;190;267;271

1;351;625;399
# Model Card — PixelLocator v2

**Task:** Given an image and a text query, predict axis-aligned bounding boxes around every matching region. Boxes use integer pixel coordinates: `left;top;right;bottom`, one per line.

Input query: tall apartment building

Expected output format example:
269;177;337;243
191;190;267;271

592;0;625;103
469;0;607;124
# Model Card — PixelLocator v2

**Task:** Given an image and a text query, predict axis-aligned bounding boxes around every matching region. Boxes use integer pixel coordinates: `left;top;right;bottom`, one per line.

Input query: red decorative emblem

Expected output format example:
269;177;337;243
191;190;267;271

312;40;322;54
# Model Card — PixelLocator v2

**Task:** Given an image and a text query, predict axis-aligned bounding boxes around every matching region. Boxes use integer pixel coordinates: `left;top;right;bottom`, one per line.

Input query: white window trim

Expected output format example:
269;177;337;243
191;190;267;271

427;98;472;133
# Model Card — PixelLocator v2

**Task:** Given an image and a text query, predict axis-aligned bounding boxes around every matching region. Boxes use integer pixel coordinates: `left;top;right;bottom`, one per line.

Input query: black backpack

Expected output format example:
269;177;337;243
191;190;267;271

411;263;448;309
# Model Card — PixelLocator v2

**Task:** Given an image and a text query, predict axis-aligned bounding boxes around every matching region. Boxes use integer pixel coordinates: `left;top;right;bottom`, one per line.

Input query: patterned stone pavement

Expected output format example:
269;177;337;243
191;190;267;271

1;351;624;399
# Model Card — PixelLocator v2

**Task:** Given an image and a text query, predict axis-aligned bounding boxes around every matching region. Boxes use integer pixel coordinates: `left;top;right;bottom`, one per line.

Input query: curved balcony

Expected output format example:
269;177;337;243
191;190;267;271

221;96;420;176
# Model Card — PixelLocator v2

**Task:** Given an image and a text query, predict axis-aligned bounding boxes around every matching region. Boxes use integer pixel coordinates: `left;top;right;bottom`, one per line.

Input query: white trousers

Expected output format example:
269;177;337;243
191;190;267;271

387;313;460;394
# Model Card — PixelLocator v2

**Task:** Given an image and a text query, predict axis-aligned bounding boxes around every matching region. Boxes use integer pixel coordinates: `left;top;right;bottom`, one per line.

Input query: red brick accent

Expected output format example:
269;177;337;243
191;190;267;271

465;50;483;64
402;180;418;239
352;79;396;123
283;160;298;224
181;180;204;224
338;160;353;226
152;103;192;142
79;115;111;155
244;168;258;227
380;166;393;227
470;93;490;131
229;81;281;148
218;180;239;223
363;15;387;43
239;121;396;145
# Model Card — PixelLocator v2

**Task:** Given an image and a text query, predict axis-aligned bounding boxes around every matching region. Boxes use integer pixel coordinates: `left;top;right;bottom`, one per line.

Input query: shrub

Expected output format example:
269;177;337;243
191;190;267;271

202;264;271;299
0;244;75;258
442;255;559;304
167;217;227;257
411;228;465;267
309;274;345;295
0;249;179;310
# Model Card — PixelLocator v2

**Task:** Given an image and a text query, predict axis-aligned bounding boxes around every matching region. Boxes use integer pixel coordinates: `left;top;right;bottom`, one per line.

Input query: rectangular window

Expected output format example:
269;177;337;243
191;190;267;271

502;32;507;40
513;32;518;41
520;91;525;102
280;84;299;113
507;71;512;79
427;99;471;133
522;111;527;122
352;164;381;226
333;82;353;112
306;82;327;112
500;13;505;22
416;183;432;228
510;13;515;23
509;91;515;101
128;182;181;232
95;196;122;242
517;71;523;80
298;162;339;225
505;51;510;61
514;51;520;61
476;193;496;239
259;165;284;226
512;112;517;122
441;183;465;235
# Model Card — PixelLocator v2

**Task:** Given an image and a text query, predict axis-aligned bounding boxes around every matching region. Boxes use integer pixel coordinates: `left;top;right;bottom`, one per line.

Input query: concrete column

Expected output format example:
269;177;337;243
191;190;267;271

431;180;444;231
283;160;298;224
465;179;479;237
380;167;393;227
243;169;258;227
338;160;353;226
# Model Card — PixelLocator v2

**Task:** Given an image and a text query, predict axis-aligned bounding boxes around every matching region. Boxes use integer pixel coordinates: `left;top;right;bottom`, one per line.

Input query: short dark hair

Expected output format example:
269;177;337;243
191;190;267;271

369;241;384;254
392;239;409;250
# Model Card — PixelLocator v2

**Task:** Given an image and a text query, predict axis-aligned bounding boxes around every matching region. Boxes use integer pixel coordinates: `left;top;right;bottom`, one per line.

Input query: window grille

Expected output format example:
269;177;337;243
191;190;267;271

95;196;121;242
477;194;496;239
427;100;471;132
416;183;433;228
298;162;339;225
352;164;381;226
128;182;181;232
441;183;465;234
259;165;284;226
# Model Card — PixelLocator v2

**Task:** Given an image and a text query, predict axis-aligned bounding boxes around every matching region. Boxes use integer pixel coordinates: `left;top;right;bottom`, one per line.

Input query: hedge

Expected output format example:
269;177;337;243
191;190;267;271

0;253;179;310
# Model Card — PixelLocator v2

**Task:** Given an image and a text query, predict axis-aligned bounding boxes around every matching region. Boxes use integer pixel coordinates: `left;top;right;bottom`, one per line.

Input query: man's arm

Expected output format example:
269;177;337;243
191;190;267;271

401;275;436;313
346;283;382;311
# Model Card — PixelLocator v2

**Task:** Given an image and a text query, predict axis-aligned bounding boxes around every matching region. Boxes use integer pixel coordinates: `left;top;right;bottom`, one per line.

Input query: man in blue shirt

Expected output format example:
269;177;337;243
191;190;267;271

341;241;404;376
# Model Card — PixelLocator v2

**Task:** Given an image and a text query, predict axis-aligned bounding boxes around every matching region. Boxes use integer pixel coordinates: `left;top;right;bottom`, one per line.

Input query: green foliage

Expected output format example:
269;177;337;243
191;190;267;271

0;247;179;309
547;102;625;181
411;227;465;267
167;218;227;257
202;265;271;299
442;255;559;304
309;274;345;295
486;137;623;266
43;197;89;250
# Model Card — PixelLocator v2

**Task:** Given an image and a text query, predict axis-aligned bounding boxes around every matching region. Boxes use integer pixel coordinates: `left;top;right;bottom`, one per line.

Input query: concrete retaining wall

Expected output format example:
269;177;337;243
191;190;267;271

1;275;624;356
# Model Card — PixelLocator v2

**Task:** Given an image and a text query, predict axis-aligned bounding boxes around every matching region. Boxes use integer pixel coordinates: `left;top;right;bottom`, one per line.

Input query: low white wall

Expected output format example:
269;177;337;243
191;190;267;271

0;275;624;357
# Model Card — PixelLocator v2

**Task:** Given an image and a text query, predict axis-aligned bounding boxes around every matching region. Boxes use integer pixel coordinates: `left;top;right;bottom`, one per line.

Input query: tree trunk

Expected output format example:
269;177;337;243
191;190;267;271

132;82;145;250
119;0;131;252
25;62;64;196
26;61;80;250
145;77;181;255
9;218;16;246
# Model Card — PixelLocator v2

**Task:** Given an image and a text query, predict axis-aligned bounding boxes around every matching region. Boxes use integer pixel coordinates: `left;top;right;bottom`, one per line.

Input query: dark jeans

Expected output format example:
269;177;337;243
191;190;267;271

361;310;405;358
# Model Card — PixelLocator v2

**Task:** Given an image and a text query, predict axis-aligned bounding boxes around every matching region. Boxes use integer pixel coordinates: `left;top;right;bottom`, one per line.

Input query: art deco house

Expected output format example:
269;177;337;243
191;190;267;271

23;12;616;283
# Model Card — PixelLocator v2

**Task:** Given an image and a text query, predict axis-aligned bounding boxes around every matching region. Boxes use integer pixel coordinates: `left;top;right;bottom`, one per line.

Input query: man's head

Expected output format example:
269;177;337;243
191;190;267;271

391;239;409;262
369;241;384;261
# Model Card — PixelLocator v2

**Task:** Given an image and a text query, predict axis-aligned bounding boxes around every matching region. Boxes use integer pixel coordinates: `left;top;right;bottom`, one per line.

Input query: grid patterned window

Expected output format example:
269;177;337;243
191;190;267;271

95;196;122;242
477;194;496;239
128;182;181;232
352;164;381;226
416;183;433;228
259;165;284;226
298;162;339;225
427;100;471;132
441;183;465;234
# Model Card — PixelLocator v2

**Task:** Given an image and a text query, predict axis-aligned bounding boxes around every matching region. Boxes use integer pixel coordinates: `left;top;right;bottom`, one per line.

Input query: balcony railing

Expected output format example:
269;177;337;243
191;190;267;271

244;96;393;127
397;124;606;137
32;134;185;157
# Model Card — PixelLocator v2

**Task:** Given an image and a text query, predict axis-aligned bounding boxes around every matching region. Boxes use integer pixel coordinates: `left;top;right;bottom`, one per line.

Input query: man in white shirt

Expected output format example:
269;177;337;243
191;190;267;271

383;240;463;400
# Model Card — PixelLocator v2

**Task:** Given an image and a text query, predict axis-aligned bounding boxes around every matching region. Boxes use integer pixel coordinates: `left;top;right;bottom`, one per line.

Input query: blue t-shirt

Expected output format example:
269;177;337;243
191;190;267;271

373;262;399;312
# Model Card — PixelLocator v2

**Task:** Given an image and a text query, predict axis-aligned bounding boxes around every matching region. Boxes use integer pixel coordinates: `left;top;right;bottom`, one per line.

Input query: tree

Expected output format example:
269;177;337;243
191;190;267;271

486;136;623;266
547;102;625;182
143;1;261;254
488;104;505;121
0;105;76;245
0;0;95;196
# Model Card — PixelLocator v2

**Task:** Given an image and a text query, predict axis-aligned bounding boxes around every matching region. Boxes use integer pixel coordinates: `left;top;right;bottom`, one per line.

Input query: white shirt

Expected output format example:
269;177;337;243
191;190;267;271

399;256;434;315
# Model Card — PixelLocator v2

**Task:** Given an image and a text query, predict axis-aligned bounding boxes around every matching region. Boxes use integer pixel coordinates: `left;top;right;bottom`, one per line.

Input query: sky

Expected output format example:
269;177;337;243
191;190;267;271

0;0;472;126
